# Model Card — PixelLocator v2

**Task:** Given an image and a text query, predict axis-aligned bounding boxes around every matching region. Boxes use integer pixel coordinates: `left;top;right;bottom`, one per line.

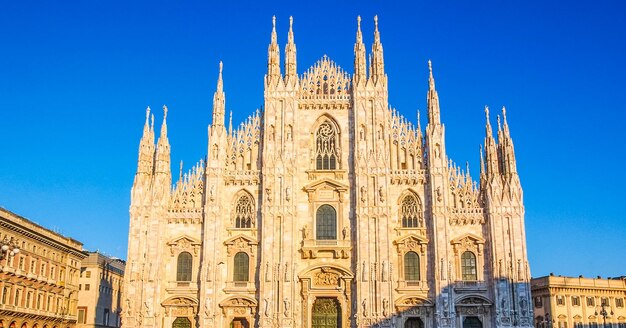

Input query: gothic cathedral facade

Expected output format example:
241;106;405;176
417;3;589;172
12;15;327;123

123;16;533;328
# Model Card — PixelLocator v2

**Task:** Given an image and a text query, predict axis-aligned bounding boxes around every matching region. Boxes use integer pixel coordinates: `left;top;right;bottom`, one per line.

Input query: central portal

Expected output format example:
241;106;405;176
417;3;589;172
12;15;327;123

311;297;341;328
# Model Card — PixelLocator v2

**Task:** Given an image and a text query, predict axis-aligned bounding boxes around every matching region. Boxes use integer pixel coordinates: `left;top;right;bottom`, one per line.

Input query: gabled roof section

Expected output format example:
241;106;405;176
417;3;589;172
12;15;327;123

300;55;352;101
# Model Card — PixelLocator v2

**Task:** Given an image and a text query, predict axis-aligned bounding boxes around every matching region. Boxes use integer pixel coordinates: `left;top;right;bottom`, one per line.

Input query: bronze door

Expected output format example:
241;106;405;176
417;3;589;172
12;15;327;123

172;317;191;328
312;298;341;328
463;317;483;328
405;318;424;328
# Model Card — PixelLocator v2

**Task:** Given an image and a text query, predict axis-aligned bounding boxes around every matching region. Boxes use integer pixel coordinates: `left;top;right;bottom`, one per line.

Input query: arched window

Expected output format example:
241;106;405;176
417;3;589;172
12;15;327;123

234;194;254;228
404;251;420;281
401;194;421;228
315;120;338;170
316;205;337;240
461;251;477;281
233;252;249;282
176;252;192;281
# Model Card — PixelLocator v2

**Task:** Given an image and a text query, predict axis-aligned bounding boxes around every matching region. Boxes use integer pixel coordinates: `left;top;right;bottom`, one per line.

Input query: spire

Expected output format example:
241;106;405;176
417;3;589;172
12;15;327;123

479;144;486;180
499;106;518;177
426;60;441;126
354;15;367;85
228;110;233;135
153;105;172;199
484;106;500;178
212;61;226;127
135;106;155;177
284;16;297;83
370;15;385;83
267;15;281;84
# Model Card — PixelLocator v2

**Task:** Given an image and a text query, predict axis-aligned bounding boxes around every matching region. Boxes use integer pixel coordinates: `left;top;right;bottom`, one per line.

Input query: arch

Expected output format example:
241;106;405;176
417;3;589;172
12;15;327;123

404;251;420;281
232;190;255;228
316;205;337;240
461;251;477;281
312;115;341;170
399;192;423;228
233;252;249;282
176;252;193;281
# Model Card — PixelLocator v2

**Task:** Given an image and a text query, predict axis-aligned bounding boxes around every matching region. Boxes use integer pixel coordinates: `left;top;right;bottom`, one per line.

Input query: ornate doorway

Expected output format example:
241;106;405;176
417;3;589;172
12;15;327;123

463;317;482;328
405;317;424;328
312;298;341;328
172;317;191;328
230;318;249;328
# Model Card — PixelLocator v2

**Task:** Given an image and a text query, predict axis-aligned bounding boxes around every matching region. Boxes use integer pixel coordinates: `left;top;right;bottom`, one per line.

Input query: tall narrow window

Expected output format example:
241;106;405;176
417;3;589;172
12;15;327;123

176;252;192;281
233;252;249;282
234;194;254;228
316;205;337;240
401;194;422;228
404;251;420;281
461;251;477;281
315;120;338;170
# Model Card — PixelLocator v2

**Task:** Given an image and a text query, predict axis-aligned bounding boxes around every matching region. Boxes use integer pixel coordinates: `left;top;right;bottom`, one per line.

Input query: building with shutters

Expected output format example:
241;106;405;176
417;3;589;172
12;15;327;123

0;207;86;328
122;16;533;328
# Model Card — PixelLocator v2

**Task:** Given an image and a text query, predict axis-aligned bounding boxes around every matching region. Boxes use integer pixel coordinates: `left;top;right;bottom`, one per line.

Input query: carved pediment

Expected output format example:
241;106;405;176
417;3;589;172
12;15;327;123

456;296;492;306
224;234;258;257
219;296;258;308
393;234;428;254
395;296;433;308
167;236;202;256
162;296;198;307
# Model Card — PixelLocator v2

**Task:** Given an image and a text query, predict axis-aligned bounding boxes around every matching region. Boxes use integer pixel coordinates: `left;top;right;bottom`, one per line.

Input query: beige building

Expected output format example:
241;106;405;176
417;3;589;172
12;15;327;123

123;16;533;328
0;207;86;328
77;252;125;328
531;275;626;328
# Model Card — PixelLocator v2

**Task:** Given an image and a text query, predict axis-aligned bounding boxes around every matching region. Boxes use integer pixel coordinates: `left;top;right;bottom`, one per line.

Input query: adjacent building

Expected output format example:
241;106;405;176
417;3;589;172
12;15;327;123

531;275;626;328
77;252;125;328
0;207;86;328
123;16;534;328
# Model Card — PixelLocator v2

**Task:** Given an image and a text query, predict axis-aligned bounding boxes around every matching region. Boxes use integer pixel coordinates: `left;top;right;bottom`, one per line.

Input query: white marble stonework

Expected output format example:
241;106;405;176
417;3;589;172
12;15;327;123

122;16;533;328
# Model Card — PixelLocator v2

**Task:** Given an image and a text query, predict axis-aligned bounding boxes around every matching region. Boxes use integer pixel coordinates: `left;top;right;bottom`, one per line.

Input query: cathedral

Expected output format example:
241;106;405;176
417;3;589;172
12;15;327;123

122;16;533;328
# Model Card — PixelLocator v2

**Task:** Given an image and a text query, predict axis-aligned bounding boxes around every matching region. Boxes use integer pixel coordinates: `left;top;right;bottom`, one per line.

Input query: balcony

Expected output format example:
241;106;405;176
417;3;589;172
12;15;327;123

396;280;429;293
223;281;256;294
301;239;351;259
165;281;199;294
454;280;488;292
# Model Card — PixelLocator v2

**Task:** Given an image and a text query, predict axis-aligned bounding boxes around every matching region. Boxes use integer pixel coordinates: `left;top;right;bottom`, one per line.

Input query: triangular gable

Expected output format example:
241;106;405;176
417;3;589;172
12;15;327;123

450;233;485;245
303;178;349;192
224;234;258;246
167;235;201;247
393;233;429;245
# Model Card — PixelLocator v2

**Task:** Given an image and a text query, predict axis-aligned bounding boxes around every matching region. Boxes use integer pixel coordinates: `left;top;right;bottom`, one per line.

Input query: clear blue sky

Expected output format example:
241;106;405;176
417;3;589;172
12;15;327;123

0;1;624;278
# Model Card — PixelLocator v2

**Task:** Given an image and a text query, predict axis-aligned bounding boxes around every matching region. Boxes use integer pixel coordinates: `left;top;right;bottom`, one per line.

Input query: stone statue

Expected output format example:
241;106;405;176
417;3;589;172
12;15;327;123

283;298;290;317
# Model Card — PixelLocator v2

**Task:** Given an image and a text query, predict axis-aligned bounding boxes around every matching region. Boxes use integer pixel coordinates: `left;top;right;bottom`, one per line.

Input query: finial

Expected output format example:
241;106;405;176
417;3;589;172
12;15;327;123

497;114;501;130
179;160;183;180
144;106;151;127
163;105;168;120
219;61;223;74
502;106;508;123
428;60;432;74
228;110;233;133
374;15;378;30
272;15;276;29
289;16;293;29
151;114;155;130
428;60;435;90
484;106;490;120
357;15;362;29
